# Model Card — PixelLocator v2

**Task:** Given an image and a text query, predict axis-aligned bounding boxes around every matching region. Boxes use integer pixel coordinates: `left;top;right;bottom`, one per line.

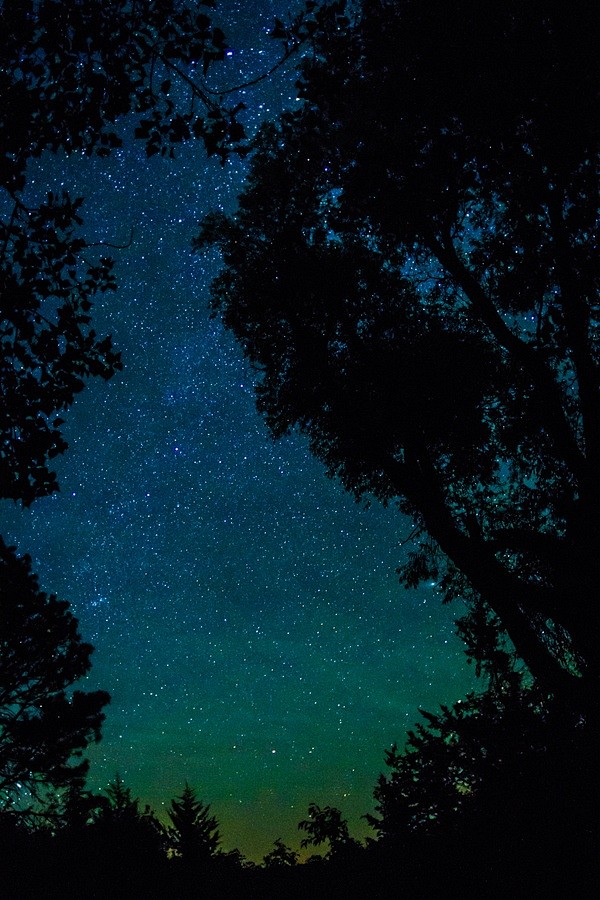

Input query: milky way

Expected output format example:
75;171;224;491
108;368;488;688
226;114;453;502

0;1;476;860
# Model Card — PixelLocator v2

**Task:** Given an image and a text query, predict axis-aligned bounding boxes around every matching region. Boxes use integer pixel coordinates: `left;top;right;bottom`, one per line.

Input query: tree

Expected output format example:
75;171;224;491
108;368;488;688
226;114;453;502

100;774;152;822
0;0;323;504
263;837;299;868
0;537;109;813
0;0;250;505
0;193;123;504
0;0;244;189
52;780;110;829
198;0;600;715
94;774;166;846
57;775;170;891
367;613;540;842
365;610;598;889
298;802;360;859
167;782;221;868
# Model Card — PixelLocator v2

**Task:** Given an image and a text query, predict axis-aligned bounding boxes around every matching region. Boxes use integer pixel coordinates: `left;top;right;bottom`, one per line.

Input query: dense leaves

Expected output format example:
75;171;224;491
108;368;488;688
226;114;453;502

0;192;122;503
298;802;361;860
368;624;539;841
0;1;597;890
0;538;109;811
0;0;250;504
0;0;329;504
263;837;299;868
0;0;242;190
199;0;600;714
86;774;168;867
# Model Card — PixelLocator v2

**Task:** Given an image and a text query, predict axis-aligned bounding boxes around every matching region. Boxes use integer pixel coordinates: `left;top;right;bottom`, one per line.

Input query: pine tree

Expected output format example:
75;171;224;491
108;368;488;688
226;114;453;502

167;782;220;869
89;775;167;871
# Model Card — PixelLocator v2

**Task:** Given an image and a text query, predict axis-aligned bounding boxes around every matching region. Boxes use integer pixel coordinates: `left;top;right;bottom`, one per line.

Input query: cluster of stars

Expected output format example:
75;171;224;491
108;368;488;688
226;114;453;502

0;0;476;862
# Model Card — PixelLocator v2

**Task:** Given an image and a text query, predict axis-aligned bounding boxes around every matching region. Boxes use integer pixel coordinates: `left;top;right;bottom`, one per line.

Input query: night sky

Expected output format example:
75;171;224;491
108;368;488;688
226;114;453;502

0;1;476;861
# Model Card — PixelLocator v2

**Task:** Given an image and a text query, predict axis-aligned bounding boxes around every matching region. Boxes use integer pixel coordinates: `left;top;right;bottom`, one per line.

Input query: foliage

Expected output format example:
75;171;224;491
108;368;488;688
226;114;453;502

263;837;299;868
368;680;543;839
167;781;221;866
0;538;109;813
365;595;599;887
0;0;243;504
0;0;328;504
51;781;110;829
101;774;151;821
0;0;242;189
89;774;168;857
366;673;598;896
298;802;360;859
0;192;123;503
198;0;600;713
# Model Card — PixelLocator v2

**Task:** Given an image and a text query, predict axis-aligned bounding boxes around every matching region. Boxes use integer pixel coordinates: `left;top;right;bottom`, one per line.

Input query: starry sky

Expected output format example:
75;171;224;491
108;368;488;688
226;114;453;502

0;1;476;861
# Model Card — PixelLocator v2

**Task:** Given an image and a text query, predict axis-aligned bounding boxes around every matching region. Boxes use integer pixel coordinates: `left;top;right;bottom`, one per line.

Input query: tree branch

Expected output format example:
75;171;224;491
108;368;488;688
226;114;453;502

379;445;576;695
426;231;587;484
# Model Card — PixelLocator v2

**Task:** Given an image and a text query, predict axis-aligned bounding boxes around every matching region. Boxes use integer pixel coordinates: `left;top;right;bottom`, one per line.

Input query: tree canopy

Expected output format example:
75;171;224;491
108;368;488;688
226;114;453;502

0;0;251;504
0;537;109;813
0;0;325;504
167;782;221;864
298;802;360;860
263;837;299;868
199;0;600;716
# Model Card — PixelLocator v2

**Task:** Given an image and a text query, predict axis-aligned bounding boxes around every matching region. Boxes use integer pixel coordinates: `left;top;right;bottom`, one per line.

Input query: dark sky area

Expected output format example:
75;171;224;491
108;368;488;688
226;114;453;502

0;1;476;860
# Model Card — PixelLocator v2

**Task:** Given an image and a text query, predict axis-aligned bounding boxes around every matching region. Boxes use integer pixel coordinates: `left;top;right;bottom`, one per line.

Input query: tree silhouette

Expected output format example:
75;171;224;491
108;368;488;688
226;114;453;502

0;0;253;504
52;780;109;830
368;684;539;840
101;774;147;820
0;0;227;504
263;837;299;868
198;0;600;716
56;775;170;893
298;802;360;860
0;193;124;504
366;670;598;891
0;0;245;191
167;782;221;868
1;0;325;504
0;537;109;814
93;774;166;847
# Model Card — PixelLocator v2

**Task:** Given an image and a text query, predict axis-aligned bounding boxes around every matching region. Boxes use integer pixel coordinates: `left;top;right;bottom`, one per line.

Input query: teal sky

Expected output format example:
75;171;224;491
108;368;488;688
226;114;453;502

0;1;478;861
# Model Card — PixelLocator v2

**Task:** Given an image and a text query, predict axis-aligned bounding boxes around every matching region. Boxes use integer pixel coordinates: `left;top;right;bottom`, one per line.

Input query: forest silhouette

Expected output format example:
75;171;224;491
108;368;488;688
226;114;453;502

1;1;598;896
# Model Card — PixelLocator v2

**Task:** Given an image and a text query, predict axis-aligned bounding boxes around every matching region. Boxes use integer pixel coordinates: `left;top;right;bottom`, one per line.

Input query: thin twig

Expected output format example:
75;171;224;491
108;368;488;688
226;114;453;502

86;227;134;250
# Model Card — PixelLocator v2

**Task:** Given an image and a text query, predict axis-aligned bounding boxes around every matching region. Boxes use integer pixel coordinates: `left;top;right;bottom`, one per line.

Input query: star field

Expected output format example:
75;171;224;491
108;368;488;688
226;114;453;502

0;1;476;861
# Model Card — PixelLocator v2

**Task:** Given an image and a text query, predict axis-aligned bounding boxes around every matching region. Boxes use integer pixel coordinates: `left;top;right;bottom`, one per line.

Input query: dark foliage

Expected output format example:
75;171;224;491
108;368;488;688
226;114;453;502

0;0;248;504
0;748;597;898
1;2;597;894
0;0;326;505
167;781;221;867
360;595;597;893
0;0;242;190
0;537;109;814
198;0;600;716
263;837;299;868
298;802;362;860
0;192;123;503
86;775;169;870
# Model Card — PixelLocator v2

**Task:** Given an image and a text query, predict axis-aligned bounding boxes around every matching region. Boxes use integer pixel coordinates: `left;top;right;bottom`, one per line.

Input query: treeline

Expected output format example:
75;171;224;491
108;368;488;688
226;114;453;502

1;2;599;895
1;656;597;897
1;480;596;894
